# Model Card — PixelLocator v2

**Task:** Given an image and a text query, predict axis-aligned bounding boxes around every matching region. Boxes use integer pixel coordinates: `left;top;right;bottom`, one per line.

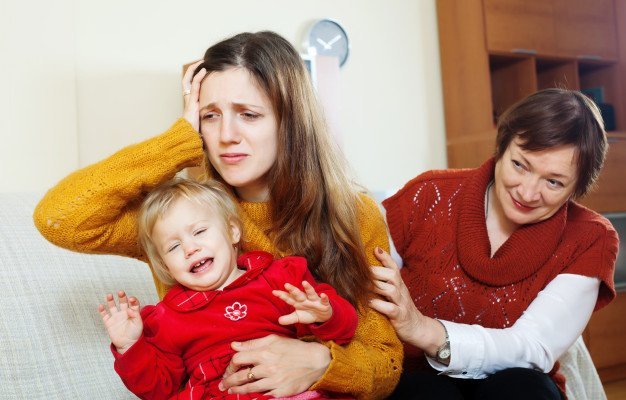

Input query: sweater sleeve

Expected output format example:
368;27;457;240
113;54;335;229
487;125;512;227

112;306;187;400
34;118;203;258
311;194;403;399
33;119;204;294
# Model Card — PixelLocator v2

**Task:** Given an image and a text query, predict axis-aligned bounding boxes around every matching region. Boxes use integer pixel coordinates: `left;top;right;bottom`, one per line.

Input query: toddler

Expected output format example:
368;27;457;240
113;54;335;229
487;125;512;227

99;178;357;400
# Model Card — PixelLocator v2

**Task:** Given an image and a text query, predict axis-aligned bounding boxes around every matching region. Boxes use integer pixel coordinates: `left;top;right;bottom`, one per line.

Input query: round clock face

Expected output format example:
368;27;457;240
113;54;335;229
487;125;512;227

307;19;350;67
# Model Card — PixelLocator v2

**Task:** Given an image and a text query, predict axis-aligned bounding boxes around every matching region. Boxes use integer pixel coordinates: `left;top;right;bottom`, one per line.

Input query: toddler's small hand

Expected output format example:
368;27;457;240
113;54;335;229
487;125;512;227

272;281;332;325
98;290;143;354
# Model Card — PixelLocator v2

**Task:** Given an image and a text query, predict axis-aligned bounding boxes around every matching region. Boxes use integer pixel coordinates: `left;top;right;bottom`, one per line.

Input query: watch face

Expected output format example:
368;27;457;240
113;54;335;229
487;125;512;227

308;19;349;67
439;346;451;360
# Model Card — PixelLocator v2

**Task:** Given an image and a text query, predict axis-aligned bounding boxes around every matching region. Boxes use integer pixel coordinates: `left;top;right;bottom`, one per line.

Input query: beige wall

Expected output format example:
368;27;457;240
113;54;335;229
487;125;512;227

1;0;78;192
0;0;446;194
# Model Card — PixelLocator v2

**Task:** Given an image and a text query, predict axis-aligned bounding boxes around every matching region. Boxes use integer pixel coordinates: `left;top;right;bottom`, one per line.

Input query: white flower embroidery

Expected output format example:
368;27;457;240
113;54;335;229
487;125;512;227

224;302;248;321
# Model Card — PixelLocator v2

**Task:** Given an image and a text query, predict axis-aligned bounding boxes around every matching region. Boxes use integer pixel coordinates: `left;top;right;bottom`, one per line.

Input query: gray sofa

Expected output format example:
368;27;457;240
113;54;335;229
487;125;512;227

0;192;607;399
0;192;159;399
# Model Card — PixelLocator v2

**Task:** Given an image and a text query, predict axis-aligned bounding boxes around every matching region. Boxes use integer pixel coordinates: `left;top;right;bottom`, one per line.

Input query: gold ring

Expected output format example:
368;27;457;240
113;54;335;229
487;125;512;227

247;367;255;381
183;89;191;96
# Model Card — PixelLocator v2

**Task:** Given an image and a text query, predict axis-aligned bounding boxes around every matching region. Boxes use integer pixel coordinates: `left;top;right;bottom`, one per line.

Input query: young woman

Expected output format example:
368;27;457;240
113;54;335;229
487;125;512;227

371;88;618;399
34;31;401;398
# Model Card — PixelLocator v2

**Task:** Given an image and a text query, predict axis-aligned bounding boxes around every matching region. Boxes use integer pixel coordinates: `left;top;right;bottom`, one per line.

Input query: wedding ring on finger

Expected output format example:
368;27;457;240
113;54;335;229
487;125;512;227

247;367;255;381
183;89;191;96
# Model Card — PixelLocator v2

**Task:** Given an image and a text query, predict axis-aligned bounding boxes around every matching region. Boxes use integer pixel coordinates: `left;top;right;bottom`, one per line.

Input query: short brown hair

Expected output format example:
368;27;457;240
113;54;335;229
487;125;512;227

137;178;242;286
495;88;608;198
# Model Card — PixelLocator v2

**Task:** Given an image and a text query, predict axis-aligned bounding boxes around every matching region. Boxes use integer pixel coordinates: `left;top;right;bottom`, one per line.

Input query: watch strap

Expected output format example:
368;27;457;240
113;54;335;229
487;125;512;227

434;319;451;364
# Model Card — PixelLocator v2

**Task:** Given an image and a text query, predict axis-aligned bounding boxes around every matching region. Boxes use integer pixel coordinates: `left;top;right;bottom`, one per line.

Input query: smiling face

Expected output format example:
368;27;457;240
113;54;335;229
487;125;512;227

151;197;242;292
198;67;279;202
493;139;578;230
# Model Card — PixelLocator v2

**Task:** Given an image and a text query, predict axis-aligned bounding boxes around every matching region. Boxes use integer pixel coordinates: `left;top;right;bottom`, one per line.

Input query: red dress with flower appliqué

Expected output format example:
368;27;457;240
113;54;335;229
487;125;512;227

111;251;358;400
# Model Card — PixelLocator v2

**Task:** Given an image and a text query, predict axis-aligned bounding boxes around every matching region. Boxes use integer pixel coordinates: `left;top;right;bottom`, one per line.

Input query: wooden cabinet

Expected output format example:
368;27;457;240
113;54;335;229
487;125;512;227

484;0;556;55
554;0;618;60
483;0;618;60
437;0;626;212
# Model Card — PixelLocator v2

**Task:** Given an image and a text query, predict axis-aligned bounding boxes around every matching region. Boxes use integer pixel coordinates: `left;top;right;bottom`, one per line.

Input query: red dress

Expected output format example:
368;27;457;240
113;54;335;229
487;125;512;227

111;251;357;400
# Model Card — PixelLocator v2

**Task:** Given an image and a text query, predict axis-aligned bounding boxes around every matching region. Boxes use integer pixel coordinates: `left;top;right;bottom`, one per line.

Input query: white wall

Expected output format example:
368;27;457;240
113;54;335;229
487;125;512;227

0;0;446;194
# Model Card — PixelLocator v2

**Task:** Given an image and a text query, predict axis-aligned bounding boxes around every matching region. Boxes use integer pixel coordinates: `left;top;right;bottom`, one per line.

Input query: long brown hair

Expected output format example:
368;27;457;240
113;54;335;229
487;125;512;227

194;31;371;306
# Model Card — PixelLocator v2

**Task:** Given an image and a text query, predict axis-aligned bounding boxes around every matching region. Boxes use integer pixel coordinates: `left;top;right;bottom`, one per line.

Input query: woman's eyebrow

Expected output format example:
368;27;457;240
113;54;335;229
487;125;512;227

199;102;265;112
519;153;572;180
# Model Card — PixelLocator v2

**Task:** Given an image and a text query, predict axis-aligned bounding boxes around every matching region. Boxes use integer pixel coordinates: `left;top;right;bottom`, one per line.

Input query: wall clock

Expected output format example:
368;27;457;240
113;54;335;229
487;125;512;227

305;18;350;67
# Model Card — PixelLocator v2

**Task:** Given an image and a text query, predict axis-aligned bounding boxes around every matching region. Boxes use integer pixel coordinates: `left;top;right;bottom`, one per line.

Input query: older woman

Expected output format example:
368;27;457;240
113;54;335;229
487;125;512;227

371;88;618;399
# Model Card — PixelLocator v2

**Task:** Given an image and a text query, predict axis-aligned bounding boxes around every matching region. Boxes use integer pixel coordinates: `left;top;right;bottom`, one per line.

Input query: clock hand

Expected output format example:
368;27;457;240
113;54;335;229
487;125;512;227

316;37;331;50
326;35;342;48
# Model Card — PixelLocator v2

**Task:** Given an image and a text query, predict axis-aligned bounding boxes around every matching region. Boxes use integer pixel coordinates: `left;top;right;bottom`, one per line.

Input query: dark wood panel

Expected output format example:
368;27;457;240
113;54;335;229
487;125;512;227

585;292;626;374
437;0;494;143
579;134;626;213
483;0;556;55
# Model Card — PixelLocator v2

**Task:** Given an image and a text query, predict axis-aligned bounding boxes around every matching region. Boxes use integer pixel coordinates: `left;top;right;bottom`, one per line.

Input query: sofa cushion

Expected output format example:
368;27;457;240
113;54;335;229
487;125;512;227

0;192;159;399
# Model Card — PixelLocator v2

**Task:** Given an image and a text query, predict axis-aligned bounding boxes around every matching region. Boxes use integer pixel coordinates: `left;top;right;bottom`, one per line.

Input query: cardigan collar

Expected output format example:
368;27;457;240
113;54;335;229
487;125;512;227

163;251;275;312
456;158;568;286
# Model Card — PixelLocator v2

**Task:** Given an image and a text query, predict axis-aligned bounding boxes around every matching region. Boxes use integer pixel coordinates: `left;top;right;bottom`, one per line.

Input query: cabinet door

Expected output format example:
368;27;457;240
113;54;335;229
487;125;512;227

438;0;494;141
580;134;626;213
483;0;555;55
553;0;617;60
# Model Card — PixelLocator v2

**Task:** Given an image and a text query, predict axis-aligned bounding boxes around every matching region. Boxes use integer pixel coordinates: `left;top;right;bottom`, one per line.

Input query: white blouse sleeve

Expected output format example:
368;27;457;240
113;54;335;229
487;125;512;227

427;274;600;379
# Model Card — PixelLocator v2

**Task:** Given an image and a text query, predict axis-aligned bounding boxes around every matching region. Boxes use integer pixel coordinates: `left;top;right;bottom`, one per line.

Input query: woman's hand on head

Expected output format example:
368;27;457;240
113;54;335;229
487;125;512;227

370;247;425;346
182;60;207;132
219;334;331;397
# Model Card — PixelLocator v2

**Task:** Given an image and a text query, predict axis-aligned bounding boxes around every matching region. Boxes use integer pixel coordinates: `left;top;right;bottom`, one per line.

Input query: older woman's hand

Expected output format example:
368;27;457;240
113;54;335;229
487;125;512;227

370;247;438;350
219;334;331;397
182;60;207;132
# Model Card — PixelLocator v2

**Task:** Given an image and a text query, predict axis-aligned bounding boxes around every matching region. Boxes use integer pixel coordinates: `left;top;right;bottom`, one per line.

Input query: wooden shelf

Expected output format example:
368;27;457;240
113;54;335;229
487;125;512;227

536;58;579;90
489;55;537;121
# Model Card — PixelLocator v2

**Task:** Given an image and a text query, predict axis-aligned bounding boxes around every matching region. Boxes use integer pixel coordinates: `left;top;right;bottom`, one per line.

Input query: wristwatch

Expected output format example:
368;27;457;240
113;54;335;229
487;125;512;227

435;320;451;364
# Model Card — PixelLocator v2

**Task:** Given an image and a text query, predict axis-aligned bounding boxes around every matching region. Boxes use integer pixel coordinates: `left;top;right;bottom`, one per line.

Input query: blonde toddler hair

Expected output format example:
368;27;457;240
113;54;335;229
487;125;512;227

137;178;242;286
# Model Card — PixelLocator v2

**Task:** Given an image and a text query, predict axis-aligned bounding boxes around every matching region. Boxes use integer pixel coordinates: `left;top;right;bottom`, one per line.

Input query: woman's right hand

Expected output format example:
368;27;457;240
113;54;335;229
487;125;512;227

219;334;330;397
182;60;207;132
370;248;446;356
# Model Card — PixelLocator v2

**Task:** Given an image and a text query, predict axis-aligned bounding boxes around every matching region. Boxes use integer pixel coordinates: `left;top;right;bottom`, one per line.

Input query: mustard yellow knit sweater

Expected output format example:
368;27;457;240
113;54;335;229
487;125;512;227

33;119;402;399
